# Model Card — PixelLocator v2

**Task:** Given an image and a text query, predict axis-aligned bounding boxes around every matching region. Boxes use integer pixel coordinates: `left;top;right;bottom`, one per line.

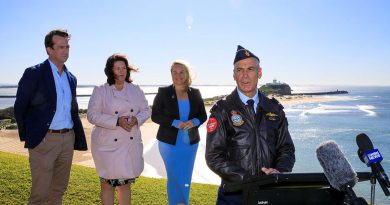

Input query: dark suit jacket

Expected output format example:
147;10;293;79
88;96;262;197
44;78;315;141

14;59;88;150
151;85;207;145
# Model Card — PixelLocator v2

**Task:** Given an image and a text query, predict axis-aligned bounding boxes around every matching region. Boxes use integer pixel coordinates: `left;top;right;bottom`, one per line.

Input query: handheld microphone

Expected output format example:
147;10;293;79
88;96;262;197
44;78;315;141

356;133;390;196
316;140;368;205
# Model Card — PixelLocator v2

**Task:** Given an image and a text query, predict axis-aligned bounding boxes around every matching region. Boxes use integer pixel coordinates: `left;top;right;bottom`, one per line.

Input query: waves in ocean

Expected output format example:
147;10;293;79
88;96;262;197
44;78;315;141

292;103;377;117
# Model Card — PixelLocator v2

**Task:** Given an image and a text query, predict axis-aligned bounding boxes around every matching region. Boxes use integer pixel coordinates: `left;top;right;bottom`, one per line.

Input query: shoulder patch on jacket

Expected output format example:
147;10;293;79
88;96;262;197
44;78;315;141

207;117;218;133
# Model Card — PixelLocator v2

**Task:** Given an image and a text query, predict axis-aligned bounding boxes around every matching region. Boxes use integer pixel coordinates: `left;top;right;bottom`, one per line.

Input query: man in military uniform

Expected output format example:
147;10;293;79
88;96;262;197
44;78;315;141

205;45;295;204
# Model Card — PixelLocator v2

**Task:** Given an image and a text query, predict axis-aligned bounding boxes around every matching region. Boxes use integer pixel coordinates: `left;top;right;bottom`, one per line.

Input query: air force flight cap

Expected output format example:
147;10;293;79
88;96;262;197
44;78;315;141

233;45;260;64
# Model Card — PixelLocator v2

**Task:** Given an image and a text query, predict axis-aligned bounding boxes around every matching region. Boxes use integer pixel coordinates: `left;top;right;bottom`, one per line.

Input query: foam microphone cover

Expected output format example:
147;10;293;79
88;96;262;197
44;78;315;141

316;140;358;191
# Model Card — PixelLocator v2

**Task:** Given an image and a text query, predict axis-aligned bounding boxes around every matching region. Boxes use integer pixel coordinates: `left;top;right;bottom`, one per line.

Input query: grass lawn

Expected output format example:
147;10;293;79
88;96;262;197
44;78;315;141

0;152;218;204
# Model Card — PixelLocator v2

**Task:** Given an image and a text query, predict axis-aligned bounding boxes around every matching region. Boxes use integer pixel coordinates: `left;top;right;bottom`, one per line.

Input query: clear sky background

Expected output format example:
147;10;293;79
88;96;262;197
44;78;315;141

0;0;389;86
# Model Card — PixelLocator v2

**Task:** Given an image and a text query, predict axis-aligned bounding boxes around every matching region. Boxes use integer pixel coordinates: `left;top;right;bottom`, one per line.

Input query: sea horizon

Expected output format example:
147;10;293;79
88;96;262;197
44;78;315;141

2;83;390;87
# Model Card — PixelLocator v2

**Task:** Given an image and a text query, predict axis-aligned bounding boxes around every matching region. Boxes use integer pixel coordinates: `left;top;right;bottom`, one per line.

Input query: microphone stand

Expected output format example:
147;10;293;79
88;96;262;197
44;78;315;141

370;173;376;205
343;184;368;205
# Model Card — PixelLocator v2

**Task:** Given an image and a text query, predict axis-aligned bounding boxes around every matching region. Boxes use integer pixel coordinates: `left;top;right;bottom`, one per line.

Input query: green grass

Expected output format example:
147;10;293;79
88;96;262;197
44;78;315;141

0;152;218;204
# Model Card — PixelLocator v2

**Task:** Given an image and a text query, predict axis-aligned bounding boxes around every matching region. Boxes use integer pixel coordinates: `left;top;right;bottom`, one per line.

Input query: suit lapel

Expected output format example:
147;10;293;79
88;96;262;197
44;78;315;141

168;85;180;118
63;67;78;113
64;67;76;97
187;88;194;118
42;60;57;103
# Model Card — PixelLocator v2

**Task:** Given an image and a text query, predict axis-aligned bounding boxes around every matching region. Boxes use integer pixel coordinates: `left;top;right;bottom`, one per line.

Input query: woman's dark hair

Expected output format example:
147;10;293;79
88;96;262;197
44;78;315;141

104;53;137;85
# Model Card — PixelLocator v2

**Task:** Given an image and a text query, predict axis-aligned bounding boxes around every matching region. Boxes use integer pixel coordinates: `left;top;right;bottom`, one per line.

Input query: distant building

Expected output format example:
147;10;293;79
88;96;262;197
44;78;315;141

260;79;292;95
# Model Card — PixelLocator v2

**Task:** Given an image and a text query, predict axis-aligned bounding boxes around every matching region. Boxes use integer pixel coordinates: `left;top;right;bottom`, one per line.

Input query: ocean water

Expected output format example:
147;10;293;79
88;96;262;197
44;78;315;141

1;85;389;204
287;86;390;204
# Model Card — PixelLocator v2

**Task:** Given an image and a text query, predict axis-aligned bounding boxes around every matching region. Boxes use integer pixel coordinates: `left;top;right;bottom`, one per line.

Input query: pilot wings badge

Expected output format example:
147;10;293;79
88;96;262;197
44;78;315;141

265;112;279;121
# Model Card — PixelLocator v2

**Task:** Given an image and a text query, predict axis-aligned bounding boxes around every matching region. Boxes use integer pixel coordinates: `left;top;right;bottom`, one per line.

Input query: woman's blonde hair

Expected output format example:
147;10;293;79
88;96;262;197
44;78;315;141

170;59;193;88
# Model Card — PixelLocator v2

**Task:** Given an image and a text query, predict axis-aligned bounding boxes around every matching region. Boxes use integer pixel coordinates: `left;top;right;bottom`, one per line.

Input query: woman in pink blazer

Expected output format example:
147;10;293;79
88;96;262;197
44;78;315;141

87;53;150;205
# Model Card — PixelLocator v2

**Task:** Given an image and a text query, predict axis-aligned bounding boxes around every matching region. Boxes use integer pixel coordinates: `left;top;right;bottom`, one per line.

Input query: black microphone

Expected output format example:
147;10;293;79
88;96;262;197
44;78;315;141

356;133;390;196
316;140;368;205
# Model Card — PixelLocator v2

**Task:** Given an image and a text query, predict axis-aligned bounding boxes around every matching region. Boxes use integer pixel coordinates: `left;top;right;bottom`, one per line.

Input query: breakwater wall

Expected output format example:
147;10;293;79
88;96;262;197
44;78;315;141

292;90;348;96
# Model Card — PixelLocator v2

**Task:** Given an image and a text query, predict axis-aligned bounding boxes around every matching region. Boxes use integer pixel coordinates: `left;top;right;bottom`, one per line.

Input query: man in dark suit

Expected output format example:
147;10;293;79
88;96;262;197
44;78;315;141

14;29;87;205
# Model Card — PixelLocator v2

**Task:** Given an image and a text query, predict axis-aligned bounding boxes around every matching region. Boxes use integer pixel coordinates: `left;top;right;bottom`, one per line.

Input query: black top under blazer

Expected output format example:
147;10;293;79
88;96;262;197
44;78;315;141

152;85;207;145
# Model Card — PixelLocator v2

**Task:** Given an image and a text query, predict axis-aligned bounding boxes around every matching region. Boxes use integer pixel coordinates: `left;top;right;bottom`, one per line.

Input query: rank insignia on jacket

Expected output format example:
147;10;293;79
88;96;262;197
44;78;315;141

231;111;244;126
266;112;278;121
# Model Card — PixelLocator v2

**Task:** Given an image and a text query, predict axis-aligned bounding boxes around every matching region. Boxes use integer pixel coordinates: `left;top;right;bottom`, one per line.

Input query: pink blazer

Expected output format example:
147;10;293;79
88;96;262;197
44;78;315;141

87;83;150;179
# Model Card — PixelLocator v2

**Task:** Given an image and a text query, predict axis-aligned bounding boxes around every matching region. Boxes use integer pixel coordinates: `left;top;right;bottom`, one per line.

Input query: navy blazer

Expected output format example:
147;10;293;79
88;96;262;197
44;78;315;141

14;60;87;150
151;85;207;145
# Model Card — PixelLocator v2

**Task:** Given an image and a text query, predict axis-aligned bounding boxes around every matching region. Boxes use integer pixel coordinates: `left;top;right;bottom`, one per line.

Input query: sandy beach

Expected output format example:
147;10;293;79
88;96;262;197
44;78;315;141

0;95;348;185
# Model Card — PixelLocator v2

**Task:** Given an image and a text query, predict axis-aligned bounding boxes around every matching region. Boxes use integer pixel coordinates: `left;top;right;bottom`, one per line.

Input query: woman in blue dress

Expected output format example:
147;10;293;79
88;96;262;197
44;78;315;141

152;60;207;205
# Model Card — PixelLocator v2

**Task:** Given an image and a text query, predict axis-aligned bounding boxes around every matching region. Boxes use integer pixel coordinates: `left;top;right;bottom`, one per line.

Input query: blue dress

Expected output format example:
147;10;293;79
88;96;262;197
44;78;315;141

158;100;199;205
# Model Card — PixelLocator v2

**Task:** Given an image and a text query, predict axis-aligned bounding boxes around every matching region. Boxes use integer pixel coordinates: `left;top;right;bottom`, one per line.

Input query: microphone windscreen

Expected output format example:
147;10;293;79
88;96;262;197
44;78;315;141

356;133;374;152
316;140;358;191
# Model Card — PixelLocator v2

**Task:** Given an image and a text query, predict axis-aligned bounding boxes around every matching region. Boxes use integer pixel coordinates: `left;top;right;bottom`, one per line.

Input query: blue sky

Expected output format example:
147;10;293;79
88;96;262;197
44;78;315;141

0;0;389;86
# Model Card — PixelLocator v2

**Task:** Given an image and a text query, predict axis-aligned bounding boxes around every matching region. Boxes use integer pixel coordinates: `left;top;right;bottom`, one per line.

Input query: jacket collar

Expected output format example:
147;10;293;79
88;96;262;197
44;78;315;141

108;82;128;91
229;88;277;113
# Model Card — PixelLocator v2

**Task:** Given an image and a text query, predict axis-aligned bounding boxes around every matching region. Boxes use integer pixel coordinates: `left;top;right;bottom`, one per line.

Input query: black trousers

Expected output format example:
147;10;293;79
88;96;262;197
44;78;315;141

216;183;242;205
